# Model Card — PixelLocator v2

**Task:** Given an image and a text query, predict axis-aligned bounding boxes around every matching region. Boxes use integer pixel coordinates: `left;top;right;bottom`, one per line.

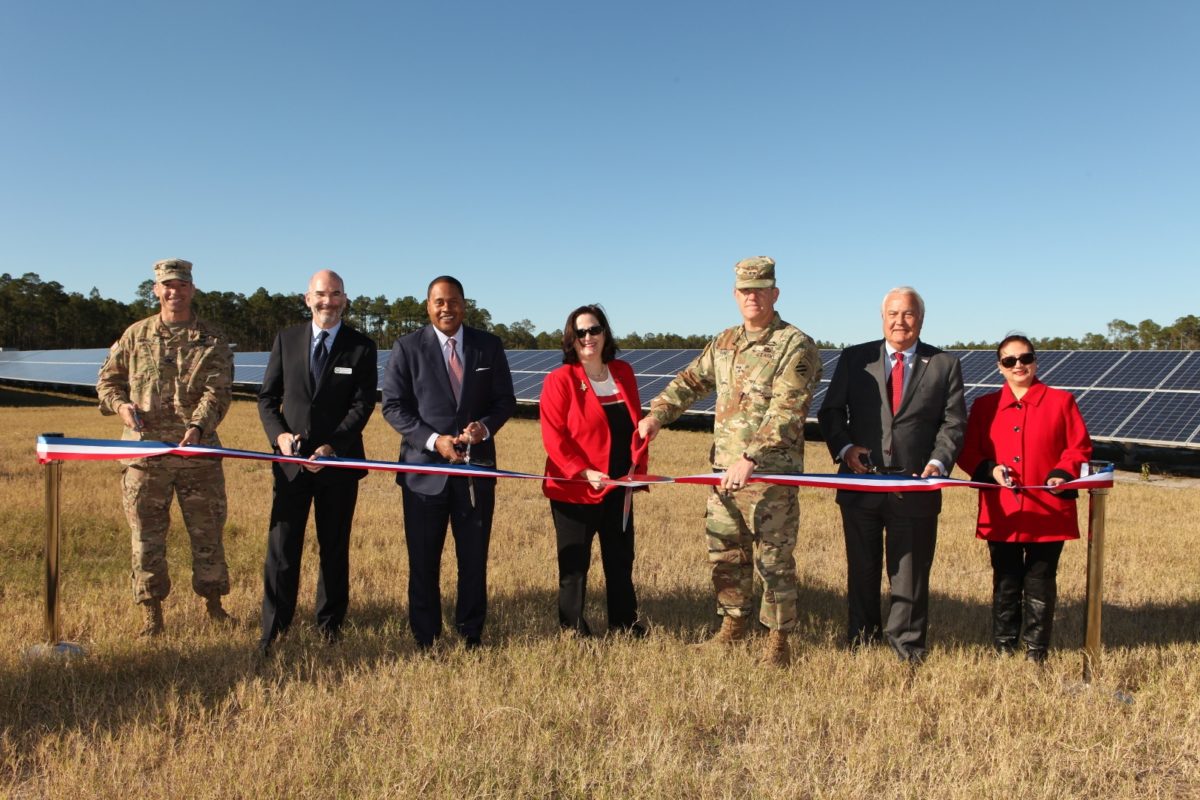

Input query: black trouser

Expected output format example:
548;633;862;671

841;502;938;661
402;477;495;646
988;540;1063;655
550;494;638;633
260;466;359;646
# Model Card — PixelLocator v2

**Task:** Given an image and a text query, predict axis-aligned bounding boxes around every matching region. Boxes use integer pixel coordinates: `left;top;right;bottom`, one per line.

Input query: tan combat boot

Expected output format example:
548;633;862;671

760;630;791;668
139;599;164;638
696;615;750;648
205;595;236;627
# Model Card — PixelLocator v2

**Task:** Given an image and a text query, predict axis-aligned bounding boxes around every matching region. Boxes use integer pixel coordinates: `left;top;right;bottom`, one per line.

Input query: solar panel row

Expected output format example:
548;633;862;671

3;347;1198;448
949;350;1200;447
0;349;112;386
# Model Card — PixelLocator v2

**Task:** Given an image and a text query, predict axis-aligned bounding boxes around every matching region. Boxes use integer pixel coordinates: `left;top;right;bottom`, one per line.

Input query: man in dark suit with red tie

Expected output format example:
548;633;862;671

817;286;967;663
381;276;516;650
257;269;378;655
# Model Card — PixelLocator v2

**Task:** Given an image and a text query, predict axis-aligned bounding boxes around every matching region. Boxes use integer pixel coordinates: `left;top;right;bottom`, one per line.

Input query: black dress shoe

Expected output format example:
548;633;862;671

319;627;341;646
561;619;594;638
617;622;648;639
465;636;483;650
892;645;927;666
847;632;883;652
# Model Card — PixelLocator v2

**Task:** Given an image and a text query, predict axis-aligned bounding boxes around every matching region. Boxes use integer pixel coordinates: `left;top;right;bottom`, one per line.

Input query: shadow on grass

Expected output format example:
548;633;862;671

931;590;1200;651
2;572;1195;752
1;639;258;751
0;384;95;408
266;577;1200;661
1055;598;1200;649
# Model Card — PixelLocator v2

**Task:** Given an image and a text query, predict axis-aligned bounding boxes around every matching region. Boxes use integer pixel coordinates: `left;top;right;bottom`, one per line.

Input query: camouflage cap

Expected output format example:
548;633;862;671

734;256;776;289
154;258;193;283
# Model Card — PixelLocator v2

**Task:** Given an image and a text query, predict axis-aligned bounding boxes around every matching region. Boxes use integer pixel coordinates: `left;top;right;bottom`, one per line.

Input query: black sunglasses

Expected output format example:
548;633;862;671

999;353;1037;368
575;325;604;338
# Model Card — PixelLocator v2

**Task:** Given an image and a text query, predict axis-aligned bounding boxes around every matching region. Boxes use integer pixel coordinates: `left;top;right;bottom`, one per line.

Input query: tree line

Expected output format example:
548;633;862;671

2;272;1196;353
947;316;1200;352
0;273;723;353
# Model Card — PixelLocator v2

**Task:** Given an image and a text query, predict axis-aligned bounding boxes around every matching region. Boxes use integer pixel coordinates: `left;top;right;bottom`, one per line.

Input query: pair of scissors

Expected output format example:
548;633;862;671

621;435;650;532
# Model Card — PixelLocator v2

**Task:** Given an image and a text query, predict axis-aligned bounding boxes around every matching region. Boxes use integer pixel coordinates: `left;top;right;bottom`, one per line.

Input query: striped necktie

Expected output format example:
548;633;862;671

447;338;463;403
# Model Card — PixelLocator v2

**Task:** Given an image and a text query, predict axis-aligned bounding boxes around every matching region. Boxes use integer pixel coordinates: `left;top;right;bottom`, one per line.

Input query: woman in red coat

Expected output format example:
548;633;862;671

540;305;648;637
957;335;1092;662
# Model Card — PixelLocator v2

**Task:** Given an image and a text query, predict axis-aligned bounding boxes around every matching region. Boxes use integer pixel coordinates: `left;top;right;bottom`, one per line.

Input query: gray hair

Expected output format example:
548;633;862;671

881;286;925;320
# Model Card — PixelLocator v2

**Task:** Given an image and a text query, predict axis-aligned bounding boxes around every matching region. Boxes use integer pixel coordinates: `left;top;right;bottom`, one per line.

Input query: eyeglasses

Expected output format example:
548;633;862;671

999;353;1037;368
575;325;604;339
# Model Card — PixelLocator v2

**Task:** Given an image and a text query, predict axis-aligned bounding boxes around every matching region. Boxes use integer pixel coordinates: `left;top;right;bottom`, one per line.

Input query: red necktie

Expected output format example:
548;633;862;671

447;338;464;403
890;352;905;415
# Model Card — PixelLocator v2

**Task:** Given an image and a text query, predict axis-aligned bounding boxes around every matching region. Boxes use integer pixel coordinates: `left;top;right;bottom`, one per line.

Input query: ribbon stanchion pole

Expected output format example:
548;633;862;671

45;443;62;644
1081;459;1112;684
25;432;85;660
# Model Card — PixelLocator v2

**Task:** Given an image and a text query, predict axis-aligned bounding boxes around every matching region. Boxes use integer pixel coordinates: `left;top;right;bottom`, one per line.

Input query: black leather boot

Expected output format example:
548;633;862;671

1021;575;1056;664
992;570;1022;655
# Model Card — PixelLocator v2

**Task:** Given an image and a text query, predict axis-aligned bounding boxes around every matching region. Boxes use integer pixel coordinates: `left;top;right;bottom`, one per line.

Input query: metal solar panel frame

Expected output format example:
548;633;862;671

4;346;1199;448
0;349;113;387
958;349;1200;449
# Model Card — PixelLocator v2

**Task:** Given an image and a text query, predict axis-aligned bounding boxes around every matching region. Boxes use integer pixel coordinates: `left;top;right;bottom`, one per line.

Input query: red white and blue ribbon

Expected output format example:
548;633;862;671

673;470;1114;492
34;436;543;482
35;436;1114;492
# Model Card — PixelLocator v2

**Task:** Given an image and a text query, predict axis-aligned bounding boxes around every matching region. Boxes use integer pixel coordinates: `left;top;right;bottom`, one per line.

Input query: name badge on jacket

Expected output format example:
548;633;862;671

334;366;353;374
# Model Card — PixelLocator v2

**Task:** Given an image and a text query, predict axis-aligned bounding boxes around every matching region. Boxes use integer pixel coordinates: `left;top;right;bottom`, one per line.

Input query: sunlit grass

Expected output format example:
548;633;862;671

1;386;1197;798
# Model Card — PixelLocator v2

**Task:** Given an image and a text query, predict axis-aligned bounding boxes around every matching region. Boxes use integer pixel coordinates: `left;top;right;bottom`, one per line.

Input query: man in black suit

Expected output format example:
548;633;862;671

257;269;378;654
817;286;966;663
381;275;516;650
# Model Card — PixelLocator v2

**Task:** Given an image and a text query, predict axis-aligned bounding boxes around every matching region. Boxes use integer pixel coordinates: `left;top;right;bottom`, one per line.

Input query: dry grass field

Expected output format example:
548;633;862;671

1;385;1198;799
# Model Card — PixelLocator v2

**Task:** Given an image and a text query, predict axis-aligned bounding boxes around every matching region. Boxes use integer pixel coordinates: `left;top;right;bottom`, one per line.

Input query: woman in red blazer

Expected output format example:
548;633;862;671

958;335;1092;662
540;304;648;637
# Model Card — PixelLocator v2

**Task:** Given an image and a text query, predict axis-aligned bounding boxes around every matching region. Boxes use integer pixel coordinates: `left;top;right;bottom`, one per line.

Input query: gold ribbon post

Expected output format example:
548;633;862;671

25;432;84;660
1081;459;1112;683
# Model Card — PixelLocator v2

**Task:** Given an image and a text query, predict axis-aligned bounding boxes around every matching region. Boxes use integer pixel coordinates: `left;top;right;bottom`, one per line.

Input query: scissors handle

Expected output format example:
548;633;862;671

629;434;650;471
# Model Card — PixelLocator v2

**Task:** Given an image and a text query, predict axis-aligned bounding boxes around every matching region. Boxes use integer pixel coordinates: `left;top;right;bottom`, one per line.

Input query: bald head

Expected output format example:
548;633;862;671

308;269;344;294
306;269;347;330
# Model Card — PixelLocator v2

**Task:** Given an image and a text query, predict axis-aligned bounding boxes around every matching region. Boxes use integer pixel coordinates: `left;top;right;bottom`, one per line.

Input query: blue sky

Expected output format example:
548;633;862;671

2;1;1196;346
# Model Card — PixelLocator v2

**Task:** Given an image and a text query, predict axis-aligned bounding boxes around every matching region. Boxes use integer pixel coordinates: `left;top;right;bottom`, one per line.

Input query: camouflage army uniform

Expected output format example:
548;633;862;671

97;314;233;603
649;312;822;630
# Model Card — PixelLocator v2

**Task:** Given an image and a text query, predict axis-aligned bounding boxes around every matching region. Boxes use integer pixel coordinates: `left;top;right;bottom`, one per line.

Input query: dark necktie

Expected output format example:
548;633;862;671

447;338;463;403
311;330;329;387
890;351;905;415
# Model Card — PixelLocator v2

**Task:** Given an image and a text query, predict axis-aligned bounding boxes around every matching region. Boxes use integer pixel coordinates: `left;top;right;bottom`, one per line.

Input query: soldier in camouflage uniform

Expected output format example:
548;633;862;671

638;257;822;667
96;258;235;637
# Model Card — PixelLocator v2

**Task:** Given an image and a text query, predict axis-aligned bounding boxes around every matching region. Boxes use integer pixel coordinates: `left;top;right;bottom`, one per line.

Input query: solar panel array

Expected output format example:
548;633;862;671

0;349;113;385
507;349;718;413
3;347;1199;448
0;349;280;389
949;349;1200;449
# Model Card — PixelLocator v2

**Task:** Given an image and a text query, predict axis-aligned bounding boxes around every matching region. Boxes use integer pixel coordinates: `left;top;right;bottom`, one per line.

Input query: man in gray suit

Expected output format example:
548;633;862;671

817;286;966;663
